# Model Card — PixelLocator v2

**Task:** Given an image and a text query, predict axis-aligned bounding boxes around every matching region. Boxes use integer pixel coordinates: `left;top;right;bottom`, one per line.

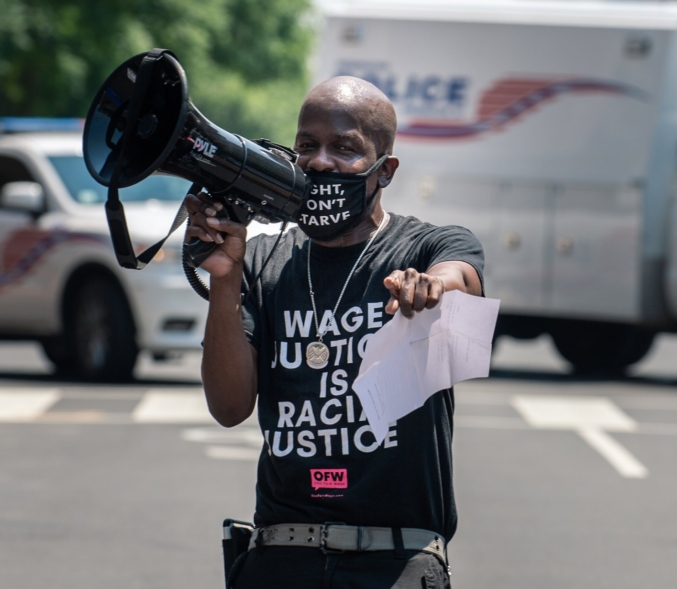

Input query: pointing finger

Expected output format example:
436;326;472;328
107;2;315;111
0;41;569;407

384;270;403;315
384;270;403;292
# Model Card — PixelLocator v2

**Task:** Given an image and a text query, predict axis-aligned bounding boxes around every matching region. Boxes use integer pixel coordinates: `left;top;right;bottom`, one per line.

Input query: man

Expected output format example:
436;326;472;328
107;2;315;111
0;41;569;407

185;76;484;589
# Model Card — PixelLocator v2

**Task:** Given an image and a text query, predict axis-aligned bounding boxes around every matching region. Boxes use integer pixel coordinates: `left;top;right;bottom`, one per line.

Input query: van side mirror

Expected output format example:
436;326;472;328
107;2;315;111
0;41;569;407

0;181;45;214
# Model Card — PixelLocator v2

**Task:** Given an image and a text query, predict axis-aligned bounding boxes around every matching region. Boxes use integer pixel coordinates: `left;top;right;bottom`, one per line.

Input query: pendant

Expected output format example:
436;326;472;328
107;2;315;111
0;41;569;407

306;341;330;369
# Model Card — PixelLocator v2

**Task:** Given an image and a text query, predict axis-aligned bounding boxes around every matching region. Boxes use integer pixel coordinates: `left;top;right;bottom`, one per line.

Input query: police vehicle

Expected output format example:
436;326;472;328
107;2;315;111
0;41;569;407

316;0;677;373
0;118;208;381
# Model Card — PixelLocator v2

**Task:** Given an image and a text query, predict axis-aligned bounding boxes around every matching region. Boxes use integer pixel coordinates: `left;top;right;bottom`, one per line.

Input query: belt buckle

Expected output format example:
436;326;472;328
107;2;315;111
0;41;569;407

320;522;346;554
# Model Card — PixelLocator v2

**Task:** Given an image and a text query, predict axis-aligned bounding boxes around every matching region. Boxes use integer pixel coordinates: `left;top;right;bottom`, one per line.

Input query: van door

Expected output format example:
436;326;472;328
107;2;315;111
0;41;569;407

550;183;643;320
491;181;549;311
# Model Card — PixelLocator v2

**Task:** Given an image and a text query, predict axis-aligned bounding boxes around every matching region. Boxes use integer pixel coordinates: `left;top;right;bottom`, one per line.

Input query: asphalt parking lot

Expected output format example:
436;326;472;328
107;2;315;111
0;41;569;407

1;336;676;589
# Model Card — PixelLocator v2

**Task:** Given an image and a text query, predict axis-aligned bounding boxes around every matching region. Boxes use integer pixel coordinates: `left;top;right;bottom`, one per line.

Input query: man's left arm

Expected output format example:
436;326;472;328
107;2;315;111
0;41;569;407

384;261;483;317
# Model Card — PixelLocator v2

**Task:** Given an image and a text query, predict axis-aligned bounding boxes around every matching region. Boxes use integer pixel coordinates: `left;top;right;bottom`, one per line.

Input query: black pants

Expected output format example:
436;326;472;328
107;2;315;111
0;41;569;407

229;546;451;589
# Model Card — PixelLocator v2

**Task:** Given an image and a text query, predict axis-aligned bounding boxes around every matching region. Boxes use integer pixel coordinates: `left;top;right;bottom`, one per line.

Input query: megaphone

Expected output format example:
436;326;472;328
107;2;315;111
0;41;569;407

83;48;309;274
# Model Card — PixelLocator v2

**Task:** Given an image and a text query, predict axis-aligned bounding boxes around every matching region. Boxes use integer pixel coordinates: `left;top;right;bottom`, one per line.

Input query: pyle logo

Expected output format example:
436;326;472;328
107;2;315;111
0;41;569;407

311;468;348;490
192;138;217;159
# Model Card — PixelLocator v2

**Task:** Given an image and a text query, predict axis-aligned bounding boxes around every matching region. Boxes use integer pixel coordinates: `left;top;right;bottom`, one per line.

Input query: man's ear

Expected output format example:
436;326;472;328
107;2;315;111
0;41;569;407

378;155;400;187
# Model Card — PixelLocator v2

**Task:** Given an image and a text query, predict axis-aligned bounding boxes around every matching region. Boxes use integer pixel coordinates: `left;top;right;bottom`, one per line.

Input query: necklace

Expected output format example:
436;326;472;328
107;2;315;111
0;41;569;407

306;213;389;369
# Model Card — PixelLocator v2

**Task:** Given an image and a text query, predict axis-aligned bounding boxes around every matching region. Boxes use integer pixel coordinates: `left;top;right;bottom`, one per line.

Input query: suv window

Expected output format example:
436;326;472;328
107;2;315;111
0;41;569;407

49;155;190;205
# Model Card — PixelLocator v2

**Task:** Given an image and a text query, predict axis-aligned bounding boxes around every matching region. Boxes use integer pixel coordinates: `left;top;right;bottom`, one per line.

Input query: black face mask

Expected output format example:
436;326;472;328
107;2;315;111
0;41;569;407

296;155;389;240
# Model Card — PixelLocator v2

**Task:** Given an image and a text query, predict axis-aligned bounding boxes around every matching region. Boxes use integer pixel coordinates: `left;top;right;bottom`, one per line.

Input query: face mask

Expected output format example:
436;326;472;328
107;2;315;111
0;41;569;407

296;155;389;240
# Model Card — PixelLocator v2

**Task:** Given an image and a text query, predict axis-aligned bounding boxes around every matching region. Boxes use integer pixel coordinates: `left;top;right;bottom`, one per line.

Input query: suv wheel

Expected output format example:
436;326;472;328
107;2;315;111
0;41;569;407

41;335;75;373
64;276;138;381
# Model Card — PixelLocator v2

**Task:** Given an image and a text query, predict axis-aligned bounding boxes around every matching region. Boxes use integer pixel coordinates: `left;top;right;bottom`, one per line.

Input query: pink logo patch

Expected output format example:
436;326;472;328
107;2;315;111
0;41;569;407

311;469;348;491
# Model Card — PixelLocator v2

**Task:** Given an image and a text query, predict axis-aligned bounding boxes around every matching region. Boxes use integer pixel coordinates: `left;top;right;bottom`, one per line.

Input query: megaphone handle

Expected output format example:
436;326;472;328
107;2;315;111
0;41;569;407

183;193;255;268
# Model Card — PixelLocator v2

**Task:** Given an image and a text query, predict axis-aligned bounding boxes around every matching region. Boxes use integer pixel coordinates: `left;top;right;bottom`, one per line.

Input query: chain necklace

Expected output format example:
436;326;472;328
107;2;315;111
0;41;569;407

306;213;389;369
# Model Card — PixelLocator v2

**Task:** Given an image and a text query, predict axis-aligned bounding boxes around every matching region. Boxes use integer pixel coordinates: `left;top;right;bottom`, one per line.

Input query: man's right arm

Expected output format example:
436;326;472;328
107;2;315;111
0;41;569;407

201;273;258;427
184;193;258;428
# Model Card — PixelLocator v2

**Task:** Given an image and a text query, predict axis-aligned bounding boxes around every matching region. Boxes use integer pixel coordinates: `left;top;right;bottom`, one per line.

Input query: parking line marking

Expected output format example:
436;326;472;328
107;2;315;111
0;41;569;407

205;446;261;461
455;391;512;405
511;395;637;431
181;427;263;444
0;390;60;422
511;395;648;478
577;427;648;479
60;391;146;400
132;390;216;423
36;411;132;424
455;416;530;429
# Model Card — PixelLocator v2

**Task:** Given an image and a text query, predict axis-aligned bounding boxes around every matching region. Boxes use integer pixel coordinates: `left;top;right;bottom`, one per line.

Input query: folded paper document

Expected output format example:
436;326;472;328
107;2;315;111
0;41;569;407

352;291;500;443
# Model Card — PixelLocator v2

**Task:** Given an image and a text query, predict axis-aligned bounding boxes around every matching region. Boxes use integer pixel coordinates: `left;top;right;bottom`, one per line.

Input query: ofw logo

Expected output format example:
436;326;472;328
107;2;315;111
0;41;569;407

311;468;348;490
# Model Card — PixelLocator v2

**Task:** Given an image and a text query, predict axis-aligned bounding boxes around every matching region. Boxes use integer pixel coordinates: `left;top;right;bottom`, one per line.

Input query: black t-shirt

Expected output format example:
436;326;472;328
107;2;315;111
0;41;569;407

241;213;484;542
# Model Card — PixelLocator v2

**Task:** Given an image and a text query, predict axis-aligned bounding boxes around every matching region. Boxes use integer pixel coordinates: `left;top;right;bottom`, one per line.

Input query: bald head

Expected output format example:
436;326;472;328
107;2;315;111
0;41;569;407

298;76;397;155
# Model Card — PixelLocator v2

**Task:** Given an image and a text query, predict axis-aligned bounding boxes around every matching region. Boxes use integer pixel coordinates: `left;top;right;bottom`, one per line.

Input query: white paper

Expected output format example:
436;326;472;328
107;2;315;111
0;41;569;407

352;291;500;443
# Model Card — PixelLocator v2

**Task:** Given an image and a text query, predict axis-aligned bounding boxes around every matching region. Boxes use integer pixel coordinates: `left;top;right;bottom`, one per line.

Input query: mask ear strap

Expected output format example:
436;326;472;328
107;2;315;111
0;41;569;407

363;154;390;206
358;154;389;177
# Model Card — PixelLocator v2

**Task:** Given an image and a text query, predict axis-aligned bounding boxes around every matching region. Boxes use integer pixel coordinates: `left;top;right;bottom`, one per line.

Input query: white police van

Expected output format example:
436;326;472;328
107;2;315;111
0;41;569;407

316;0;677;373
0;118;209;381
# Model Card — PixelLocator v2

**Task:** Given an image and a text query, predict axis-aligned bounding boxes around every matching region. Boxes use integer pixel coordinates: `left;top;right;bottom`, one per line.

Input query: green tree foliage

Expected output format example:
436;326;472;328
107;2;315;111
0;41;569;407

0;0;314;143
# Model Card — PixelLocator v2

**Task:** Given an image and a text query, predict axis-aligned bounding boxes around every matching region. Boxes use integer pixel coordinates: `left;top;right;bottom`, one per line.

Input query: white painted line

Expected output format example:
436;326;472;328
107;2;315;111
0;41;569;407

181;427;263;444
577;427;648;479
511;395;637;431
37;412;132;424
0;390;60;422
132;390;215;423
455;391;512;405
455;416;530;429
510;395;649;478
205;446;261;461
60;391;145;400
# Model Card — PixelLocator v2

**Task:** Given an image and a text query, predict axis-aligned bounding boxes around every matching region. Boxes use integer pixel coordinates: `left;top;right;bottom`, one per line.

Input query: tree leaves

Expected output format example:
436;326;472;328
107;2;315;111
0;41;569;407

0;0;313;143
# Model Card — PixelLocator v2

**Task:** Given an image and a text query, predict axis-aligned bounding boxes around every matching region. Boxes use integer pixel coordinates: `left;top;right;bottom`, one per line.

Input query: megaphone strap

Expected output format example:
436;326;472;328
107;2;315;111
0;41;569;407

105;183;194;270
104;48;180;269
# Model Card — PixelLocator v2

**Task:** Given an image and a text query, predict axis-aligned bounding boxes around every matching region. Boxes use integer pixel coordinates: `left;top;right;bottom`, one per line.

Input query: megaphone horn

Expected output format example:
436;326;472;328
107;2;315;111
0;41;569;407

83;49;308;271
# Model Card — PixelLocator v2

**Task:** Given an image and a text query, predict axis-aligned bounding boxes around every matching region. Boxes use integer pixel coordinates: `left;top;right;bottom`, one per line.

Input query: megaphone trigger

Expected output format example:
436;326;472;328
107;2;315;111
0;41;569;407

183;238;219;270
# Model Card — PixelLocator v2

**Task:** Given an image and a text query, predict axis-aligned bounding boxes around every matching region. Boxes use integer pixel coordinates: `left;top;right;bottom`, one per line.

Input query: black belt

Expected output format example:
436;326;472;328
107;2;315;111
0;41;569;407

249;523;447;565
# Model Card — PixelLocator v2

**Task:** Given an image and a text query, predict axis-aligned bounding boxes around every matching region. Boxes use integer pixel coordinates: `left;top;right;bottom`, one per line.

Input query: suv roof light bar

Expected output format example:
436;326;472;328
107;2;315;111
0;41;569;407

0;117;84;134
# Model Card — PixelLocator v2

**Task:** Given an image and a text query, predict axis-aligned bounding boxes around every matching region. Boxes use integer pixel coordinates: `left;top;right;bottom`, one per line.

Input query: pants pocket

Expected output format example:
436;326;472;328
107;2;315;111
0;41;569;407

423;555;450;589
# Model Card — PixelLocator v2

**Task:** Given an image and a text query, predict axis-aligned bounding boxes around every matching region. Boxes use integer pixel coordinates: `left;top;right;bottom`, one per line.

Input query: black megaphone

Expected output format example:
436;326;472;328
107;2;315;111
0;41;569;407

83;49;309;271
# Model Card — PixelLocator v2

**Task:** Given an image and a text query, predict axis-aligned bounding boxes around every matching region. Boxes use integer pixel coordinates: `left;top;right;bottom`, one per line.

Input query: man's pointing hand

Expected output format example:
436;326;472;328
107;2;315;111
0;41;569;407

384;268;445;318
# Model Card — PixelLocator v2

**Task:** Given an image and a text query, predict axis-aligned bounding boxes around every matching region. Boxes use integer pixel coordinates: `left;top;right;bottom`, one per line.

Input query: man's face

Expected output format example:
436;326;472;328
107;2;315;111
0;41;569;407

293;104;380;178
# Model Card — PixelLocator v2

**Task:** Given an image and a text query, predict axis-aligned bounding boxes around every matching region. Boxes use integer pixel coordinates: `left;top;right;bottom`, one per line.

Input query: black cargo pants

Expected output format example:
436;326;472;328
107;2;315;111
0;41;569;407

228;546;451;589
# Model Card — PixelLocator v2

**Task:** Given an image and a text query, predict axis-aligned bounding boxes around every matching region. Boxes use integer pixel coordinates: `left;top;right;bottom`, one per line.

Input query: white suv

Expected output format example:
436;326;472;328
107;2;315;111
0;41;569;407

0;119;210;381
